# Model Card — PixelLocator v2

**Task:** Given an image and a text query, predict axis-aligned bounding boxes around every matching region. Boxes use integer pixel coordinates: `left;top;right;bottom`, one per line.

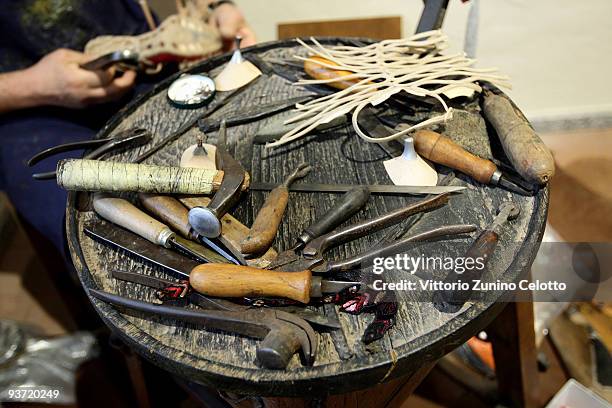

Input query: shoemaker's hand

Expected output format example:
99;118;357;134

208;2;256;50
27;49;137;109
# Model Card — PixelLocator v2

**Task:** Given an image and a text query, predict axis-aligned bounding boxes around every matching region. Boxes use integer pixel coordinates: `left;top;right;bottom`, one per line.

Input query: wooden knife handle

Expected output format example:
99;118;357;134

482;91;555;185
190;264;312;303
413;130;498;184
304;56;363;90
241;186;289;255
139;194;191;238
92;193;173;247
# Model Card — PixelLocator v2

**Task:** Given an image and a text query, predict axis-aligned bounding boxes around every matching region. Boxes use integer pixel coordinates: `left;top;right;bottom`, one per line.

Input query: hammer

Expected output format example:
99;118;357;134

89;289;317;369
188;120;249;238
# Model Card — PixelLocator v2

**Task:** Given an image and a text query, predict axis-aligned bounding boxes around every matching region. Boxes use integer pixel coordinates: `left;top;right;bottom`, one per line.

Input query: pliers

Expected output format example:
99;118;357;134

267;193;477;274
28;127;151;180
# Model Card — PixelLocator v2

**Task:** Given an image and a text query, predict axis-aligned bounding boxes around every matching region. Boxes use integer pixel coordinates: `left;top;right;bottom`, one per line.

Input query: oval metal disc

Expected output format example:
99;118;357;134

188;206;222;238
168;74;215;108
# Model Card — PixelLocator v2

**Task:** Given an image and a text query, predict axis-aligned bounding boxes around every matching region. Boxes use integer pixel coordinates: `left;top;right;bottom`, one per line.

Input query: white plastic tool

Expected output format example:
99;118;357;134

214;36;261;91
383;137;438;186
180;135;217;170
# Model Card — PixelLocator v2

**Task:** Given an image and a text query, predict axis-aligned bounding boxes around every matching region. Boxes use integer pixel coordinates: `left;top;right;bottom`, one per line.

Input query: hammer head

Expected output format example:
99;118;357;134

255;309;318;369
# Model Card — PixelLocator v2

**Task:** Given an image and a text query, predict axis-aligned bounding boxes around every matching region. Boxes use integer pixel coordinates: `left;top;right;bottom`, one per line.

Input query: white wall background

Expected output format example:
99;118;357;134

153;0;612;123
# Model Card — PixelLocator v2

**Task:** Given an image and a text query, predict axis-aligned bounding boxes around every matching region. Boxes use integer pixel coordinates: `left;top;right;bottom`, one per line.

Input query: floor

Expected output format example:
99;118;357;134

540;128;612;242
0;194;74;335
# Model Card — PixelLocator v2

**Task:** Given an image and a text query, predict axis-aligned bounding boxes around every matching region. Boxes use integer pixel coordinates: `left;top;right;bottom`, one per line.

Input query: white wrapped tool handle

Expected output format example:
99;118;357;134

57;159;223;194
92;193;174;247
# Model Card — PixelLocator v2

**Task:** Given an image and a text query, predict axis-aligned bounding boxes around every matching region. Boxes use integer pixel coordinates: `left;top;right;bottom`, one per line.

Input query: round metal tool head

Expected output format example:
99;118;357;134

167;74;215;108
498;202;521;221
188;207;222;238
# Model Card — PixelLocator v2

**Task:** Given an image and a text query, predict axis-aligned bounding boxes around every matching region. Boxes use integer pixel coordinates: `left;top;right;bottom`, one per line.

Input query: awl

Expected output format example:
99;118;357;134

92;193;231;264
409;129;532;195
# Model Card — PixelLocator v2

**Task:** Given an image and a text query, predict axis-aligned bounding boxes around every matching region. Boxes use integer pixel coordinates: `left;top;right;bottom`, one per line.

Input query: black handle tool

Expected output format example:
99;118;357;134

267;187;370;270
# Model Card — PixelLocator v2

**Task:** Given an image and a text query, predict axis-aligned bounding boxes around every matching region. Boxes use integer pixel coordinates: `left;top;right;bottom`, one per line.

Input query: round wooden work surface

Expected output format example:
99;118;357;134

66;39;548;397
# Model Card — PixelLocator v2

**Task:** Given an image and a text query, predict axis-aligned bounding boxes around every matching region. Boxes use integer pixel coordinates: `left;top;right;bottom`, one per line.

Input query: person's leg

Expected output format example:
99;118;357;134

0;113;104;328
1;116;94;263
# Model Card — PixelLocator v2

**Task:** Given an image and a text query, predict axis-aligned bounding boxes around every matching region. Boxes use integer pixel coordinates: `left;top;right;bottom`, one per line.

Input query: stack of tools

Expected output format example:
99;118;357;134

33;32;555;371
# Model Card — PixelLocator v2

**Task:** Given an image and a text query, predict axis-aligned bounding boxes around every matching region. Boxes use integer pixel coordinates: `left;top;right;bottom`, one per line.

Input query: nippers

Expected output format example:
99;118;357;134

28;127;151;180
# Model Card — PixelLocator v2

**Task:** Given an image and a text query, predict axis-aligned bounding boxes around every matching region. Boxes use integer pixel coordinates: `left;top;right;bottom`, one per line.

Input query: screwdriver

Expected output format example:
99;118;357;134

411;129;532;195
92;194;230;264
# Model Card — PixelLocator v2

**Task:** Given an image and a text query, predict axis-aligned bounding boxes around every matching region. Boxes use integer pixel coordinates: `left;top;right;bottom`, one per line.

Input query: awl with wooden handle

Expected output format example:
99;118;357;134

91;193;228;264
190;264;358;304
411;129;532;195
241;163;311;256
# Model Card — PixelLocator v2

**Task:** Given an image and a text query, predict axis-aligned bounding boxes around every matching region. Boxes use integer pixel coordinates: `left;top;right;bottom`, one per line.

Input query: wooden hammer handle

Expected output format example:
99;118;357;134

92;193;172;246
190;264;312;303
413;130;498;184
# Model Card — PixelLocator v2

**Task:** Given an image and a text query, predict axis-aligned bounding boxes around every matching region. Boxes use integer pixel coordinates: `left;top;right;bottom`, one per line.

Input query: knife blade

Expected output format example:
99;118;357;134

250;182;465;195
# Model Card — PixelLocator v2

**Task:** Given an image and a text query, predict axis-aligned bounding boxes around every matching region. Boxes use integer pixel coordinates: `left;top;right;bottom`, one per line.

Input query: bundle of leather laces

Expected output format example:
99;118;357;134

267;30;510;148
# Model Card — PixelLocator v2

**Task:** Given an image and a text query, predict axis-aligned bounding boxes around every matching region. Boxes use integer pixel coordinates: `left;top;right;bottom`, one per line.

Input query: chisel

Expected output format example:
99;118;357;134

91;193;229;264
189;264;359;304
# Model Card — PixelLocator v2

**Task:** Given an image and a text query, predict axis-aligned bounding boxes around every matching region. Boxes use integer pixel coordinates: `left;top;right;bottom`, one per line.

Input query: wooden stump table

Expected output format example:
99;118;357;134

66;39;548;401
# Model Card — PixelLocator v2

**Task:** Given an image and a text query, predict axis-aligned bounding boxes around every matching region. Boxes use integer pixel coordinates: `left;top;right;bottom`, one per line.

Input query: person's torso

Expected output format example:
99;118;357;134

0;0;151;72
